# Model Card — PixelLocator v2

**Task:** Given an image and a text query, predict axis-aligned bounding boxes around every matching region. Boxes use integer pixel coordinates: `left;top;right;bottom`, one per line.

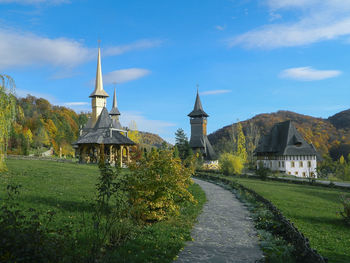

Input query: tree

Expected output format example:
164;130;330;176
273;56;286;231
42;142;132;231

128;120;141;144
245;121;260;164
235;122;247;164
0;75;16;171
219;153;244;175
175;128;191;160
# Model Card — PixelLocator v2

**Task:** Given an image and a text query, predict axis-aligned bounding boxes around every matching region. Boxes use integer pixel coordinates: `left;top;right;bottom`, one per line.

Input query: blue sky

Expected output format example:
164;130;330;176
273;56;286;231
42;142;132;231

1;0;350;143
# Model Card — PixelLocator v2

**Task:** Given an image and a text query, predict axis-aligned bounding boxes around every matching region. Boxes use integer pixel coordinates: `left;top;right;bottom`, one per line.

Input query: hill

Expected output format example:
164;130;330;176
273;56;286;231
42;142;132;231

139;131;171;149
208;110;350;158
7;95;170;157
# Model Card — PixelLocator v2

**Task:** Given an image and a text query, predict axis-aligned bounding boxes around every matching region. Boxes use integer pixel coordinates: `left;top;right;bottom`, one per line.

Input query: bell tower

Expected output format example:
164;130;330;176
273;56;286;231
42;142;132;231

188;88;216;160
89;45;109;126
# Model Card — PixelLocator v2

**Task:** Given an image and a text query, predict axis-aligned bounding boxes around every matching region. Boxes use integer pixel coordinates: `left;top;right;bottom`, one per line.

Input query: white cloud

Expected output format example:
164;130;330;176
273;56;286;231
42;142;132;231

103;68;151;84
64;102;89;106
0;29;92;69
0;28;162;70
119;111;176;135
279;66;341;81
104;39;163;56
201;89;231;95
229;1;350;49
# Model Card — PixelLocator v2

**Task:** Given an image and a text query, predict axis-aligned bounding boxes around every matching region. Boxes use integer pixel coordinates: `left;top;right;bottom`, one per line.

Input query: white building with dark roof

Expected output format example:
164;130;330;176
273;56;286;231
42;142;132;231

255;120;318;178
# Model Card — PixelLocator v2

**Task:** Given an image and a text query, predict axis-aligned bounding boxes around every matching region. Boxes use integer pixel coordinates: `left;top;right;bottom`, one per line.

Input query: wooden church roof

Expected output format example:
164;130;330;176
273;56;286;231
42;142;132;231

75;108;135;146
255;120;318;156
188;91;209;118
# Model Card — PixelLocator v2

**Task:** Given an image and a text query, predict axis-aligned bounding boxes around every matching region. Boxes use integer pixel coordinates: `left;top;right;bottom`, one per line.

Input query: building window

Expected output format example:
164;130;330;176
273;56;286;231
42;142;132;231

308;161;311;168
282;161;285;167
288;171;291;175
295;171;298;175
291;161;295;168
302;172;306;177
279;161;281;167
300;161;303;167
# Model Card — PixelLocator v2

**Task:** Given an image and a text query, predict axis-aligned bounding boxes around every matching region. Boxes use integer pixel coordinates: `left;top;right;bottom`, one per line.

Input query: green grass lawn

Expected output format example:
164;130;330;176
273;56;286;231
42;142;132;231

0;159;206;262
1;159;99;227
229;177;350;263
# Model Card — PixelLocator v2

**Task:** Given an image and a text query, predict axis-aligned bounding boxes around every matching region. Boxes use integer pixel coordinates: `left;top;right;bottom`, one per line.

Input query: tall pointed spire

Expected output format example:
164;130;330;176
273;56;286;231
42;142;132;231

109;85;120;116
89;46;109;98
188;88;209;117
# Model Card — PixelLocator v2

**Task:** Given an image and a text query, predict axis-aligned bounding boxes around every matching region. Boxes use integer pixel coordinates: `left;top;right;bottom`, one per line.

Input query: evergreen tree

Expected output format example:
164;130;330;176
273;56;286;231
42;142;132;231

174;128;190;160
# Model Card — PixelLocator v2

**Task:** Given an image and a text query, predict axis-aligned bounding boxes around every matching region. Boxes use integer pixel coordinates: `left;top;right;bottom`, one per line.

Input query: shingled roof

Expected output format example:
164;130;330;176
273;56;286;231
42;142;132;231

188;91;209;118
255;120;317;156
75;107;135;146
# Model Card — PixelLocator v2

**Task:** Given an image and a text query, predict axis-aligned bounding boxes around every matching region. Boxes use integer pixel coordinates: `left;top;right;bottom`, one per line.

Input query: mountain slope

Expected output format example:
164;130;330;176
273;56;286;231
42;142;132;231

208;110;350;156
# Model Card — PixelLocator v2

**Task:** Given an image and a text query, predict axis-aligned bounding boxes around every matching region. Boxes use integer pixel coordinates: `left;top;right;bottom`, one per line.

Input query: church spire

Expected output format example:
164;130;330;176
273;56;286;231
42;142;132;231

109;85;120;116
188;88;209;118
89;46;109;98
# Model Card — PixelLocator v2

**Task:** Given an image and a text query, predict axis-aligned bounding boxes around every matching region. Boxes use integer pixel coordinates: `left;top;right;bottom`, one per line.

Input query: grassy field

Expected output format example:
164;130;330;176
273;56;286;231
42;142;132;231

0;159;206;262
228;176;350;263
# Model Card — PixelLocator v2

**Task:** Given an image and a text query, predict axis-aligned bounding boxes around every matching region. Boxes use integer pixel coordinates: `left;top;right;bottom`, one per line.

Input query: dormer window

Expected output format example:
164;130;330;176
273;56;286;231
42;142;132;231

295;142;302;147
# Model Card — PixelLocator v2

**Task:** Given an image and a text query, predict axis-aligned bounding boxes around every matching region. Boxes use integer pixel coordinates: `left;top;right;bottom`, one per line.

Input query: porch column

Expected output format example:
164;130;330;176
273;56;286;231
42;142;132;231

127;146;130;163
120;145;123;167
80;145;86;163
109;145;113;164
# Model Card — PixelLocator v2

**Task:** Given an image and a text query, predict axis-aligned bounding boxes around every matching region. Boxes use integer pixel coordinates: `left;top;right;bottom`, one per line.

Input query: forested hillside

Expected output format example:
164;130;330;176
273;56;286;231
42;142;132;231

208;110;350;160
7;95;169;157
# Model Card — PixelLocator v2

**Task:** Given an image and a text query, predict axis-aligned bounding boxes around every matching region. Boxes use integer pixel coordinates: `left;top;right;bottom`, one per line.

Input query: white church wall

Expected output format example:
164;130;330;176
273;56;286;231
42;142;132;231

257;155;317;178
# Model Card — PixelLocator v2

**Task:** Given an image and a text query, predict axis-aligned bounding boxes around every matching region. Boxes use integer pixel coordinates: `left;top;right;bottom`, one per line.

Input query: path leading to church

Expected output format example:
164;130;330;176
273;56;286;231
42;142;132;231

175;178;263;263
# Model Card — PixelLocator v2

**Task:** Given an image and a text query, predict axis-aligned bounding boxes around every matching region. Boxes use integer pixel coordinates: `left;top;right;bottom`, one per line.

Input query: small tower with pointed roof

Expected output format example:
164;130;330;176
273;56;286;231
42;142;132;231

109;86;122;129
188;89;217;160
90;46;109;126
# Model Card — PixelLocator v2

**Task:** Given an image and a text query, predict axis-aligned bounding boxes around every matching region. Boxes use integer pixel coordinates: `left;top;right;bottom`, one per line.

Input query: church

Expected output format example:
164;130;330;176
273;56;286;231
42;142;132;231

188;90;217;165
255;120;318;178
74;46;135;166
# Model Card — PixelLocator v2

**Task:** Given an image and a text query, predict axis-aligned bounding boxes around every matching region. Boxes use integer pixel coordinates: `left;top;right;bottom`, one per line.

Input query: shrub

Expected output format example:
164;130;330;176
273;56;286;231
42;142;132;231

219;153;244;176
128;149;195;222
256;162;270;180
338;194;350;225
87;162;134;261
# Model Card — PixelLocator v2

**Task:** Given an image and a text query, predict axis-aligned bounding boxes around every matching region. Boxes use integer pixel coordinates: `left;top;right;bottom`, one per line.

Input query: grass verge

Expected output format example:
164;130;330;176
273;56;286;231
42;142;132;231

199;173;350;263
0;159;206;262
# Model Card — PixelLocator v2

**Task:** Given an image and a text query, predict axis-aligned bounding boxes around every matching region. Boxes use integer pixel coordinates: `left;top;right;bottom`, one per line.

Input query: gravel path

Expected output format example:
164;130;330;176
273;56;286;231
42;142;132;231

175;178;263;263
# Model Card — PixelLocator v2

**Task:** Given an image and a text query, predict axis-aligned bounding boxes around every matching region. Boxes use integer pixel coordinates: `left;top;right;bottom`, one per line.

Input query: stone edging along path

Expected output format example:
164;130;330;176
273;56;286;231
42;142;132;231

175;178;263;263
